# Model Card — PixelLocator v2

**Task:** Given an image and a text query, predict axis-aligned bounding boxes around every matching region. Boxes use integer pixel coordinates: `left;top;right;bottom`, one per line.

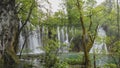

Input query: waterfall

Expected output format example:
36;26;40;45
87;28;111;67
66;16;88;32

18;22;44;55
89;26;108;54
19;24;108;55
28;29;42;54
89;26;108;67
57;26;60;41
63;27;69;53
18;23;72;55
57;26;70;53
17;21;25;55
61;27;65;42
65;27;69;44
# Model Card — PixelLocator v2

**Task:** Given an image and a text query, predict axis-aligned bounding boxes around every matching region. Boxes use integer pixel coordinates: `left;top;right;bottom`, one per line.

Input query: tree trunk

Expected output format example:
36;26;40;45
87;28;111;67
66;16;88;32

76;0;90;68
93;53;96;68
117;0;119;37
0;0;19;64
117;0;120;67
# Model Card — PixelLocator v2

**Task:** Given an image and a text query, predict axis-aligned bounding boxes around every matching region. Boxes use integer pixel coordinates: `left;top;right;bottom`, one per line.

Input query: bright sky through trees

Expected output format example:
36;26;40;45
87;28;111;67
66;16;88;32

49;0;105;12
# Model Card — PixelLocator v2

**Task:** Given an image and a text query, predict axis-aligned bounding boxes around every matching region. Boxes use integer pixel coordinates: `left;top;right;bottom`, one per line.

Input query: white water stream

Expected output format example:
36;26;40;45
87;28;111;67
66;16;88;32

57;27;70;53
89;26;108;54
18;24;71;55
89;26;108;67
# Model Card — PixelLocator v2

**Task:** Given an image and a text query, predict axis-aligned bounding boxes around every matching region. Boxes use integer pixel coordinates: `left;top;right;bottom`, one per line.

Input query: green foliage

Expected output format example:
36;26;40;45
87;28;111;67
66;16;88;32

65;57;82;65
43;40;59;53
41;37;68;68
112;41;120;56
104;63;117;68
14;0;120;67
41;10;68;26
53;61;69;68
16;0;42;26
60;53;83;65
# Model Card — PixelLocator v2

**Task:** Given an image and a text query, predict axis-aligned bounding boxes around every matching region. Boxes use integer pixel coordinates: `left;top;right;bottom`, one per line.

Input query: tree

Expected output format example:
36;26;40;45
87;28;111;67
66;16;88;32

17;0;36;58
117;0;119;38
0;0;19;64
116;0;120;67
0;0;36;64
76;0;91;67
64;0;99;67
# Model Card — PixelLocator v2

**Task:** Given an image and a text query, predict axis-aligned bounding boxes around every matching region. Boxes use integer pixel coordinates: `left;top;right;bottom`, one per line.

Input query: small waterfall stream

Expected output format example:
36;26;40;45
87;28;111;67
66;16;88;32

89;26;108;67
89;26;108;54
28;29;42;54
18;23;44;55
57;27;70;53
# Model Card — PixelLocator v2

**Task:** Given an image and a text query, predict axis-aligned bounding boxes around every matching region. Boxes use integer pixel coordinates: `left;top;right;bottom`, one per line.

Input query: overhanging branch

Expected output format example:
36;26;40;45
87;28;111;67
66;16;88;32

19;1;35;33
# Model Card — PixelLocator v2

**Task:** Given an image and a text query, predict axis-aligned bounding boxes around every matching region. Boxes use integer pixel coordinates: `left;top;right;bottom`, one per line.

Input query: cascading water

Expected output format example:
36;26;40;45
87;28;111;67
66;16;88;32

57;26;70;53
28;29;42;54
89;26;108;54
17;21;25;55
61;27;65;42
18;23;44;55
63;27;69;53
18;24;71;55
89;26;108;67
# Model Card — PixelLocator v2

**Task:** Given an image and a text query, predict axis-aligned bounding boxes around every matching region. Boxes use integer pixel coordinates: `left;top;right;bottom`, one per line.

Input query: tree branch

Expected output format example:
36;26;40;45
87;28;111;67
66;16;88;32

19;1;35;33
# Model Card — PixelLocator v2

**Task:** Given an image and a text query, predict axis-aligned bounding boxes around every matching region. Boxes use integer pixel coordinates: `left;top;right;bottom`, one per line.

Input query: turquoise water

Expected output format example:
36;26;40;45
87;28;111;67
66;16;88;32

0;53;118;68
